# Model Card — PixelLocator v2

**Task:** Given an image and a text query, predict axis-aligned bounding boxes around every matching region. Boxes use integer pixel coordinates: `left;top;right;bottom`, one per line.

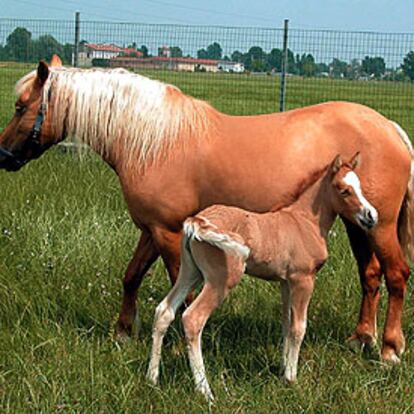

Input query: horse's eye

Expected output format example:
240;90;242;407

340;188;351;197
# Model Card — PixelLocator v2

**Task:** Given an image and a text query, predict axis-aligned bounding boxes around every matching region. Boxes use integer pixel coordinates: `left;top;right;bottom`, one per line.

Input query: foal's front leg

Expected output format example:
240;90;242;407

280;280;291;373
283;273;315;383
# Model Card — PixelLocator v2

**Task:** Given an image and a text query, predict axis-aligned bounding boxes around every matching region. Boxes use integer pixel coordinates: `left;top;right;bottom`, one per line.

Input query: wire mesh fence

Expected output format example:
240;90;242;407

1;17;414;136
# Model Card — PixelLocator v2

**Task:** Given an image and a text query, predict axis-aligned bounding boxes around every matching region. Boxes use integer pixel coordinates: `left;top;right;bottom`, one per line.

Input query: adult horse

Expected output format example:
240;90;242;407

0;56;412;363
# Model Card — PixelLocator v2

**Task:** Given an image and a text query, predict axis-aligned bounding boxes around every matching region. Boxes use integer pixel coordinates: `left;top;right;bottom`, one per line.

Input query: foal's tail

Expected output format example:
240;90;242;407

391;121;414;261
183;215;250;260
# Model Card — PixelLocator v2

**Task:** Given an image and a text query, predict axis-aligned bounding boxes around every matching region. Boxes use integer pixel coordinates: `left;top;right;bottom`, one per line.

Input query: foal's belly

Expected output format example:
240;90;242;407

245;257;287;282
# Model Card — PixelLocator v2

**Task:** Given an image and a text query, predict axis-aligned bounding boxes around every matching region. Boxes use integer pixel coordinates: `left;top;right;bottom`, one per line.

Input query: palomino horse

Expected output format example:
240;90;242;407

0;57;412;363
147;153;378;401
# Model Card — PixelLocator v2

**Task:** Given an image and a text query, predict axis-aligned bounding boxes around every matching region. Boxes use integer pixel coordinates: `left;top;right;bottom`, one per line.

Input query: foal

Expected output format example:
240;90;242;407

147;153;378;401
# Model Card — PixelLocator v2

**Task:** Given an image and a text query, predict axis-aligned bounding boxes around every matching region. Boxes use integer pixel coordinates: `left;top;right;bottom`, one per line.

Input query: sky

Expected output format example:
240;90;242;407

0;0;413;33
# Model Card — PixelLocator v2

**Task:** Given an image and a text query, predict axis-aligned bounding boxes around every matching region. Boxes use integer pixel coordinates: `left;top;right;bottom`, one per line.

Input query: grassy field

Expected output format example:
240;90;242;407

0;64;414;412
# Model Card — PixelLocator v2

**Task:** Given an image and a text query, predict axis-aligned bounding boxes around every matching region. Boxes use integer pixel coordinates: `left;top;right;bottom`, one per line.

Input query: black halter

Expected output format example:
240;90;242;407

0;93;49;170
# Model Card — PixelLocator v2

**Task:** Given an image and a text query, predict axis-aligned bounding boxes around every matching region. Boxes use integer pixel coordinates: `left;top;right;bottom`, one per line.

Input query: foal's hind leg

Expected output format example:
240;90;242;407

115;230;159;340
371;226;410;363
343;219;382;350
182;243;244;401
147;244;202;385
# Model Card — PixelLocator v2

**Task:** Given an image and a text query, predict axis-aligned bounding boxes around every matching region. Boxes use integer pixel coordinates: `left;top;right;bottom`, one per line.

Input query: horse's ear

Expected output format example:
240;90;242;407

350;151;361;170
36;61;49;87
332;154;343;174
50;54;62;67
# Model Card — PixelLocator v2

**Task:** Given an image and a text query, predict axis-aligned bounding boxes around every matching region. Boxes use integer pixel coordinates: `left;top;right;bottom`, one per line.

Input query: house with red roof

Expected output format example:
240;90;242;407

109;56;220;72
76;43;143;66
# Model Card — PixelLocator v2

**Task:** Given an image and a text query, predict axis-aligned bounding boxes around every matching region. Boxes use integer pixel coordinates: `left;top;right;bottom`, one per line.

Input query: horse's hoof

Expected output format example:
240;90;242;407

381;348;402;365
114;321;133;343
347;333;377;354
114;330;132;344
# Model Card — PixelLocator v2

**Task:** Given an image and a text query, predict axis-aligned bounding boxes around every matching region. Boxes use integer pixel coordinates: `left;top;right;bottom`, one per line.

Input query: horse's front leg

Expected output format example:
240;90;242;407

152;227;184;289
115;230;159;341
343;219;382;351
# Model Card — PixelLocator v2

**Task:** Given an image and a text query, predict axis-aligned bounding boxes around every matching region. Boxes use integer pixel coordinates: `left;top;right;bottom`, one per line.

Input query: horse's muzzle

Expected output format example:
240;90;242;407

0;146;25;171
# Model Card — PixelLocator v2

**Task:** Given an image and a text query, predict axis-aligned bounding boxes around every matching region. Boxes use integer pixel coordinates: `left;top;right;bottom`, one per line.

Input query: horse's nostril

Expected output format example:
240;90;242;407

366;210;373;221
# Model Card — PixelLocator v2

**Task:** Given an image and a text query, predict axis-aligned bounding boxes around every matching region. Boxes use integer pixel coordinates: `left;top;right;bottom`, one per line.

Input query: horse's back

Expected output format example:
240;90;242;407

198;101;411;219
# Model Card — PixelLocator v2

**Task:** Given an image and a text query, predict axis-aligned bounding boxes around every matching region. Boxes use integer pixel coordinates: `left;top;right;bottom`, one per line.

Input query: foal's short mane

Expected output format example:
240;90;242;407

270;163;333;212
16;67;217;167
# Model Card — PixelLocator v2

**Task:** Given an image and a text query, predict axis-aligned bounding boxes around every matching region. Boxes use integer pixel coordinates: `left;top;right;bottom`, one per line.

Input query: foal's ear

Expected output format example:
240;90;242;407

350;151;361;170
50;54;62;67
332;154;343;174
36;61;49;88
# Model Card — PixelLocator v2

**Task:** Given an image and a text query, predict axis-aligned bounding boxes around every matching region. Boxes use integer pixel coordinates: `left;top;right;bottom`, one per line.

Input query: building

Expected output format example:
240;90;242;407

109;56;220;72
217;61;245;73
75;43;143;67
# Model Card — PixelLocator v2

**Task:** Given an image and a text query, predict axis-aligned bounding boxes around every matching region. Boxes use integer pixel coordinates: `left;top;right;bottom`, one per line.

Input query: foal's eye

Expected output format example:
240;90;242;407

340;188;351;197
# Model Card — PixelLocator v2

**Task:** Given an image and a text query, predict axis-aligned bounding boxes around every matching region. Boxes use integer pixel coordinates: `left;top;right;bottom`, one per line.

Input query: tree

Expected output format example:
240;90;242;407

231;50;243;62
206;42;222;60
197;48;208;59
330;58;347;78
31;34;63;62
286;49;296;74
401;51;414;81
347;58;361;80
246;46;266;72
140;45;149;58
296;53;317;77
169;46;183;58
267;48;282;72
62;43;73;65
6;27;32;61
361;56;385;78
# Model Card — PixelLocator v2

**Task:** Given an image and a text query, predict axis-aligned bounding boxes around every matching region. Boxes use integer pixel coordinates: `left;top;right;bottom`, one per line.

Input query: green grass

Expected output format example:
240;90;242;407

0;64;414;412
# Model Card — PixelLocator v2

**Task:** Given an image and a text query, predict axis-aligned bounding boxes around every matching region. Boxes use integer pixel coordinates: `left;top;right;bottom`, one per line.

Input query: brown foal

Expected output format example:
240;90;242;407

147;153;379;401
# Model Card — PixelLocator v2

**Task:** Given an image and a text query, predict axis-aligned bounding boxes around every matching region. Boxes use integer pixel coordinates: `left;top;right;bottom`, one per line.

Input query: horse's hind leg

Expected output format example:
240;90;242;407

115;230;159;340
371;225;410;362
343;219;382;350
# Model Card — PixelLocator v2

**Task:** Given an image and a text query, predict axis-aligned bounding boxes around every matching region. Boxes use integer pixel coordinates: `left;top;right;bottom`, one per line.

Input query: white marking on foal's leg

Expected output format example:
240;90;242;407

186;328;214;402
284;275;314;383
280;280;291;373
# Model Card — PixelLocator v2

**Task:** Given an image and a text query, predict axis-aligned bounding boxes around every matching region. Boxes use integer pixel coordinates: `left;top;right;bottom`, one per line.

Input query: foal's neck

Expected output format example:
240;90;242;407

281;172;336;240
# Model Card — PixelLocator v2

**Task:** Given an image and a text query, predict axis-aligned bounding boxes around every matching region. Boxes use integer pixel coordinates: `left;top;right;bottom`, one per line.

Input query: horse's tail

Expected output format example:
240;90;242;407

391;121;414;261
183;215;250;260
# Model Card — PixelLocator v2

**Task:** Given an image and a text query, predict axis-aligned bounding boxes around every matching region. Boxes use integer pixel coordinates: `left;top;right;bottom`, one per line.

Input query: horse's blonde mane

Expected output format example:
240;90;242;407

17;67;217;167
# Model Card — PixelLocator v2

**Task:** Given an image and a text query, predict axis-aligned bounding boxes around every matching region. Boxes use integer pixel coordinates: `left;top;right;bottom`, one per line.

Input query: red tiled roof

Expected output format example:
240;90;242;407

86;43;122;52
85;43;143;56
154;56;218;65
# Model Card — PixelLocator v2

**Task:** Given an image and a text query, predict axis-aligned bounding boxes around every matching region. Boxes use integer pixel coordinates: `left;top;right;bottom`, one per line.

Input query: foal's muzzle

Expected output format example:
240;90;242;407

357;208;378;230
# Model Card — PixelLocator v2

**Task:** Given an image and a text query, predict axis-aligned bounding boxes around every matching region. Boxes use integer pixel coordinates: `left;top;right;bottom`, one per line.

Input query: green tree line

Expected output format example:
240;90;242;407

2;27;414;81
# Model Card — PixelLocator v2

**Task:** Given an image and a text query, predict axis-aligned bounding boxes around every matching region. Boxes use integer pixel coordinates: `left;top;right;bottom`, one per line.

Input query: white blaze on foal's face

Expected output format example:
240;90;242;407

342;171;378;230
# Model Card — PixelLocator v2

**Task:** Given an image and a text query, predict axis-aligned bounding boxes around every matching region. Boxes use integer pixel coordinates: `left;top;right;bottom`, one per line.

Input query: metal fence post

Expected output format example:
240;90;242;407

74;11;80;67
279;19;289;112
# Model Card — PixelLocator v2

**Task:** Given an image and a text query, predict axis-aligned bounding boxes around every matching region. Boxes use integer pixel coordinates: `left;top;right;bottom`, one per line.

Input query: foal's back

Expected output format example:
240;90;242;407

186;204;327;281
